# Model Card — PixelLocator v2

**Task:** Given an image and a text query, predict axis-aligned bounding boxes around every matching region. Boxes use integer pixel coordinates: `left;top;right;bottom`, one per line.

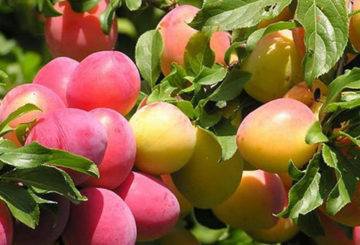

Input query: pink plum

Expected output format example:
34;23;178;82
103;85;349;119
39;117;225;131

0;84;65;146
62;187;137;245
25;108;107;185
115;172;180;241
66;51;140;115
33;57;79;105
82;108;136;189
13;196;70;245
0;201;13;245
45;0;117;61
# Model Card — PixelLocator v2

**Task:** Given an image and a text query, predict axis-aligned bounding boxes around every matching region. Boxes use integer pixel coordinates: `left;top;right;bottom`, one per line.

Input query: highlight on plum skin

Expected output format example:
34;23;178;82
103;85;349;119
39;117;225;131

62;187;137;245
25;108;107;185
66;51;141;115
82;108;136;189
115;171;180;241
45;0;118;61
13;196;70;245
0;84;66;147
33;57;79;105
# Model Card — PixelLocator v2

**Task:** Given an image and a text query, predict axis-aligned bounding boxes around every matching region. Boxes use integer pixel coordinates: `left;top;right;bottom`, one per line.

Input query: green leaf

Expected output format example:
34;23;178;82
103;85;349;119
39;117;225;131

305;121;328;144
15;120;37;146
189;0;292;31
210;69;251;101
193;66;227;86
322;144;357;215
125;0;141;10
0;142;99;178
211;119;238;161
322;68;360;113
37;0;62;17
278;153;324;218
147;81;178;104
296;0;349;86
0;182;39;229
246;21;298;52
0;103;41;137
296;211;325;237
27;189;56;205
99;0;121;34
326;91;360;112
68;0;102;12
164;63;189;88
184;31;215;76
135;30;164;89
176;100;195;119
195;100;222;128
288;160;305;181
1;165;87;204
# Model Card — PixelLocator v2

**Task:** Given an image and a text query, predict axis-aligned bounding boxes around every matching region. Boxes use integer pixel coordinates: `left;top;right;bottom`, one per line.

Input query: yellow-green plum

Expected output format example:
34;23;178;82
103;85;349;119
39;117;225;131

158;5;231;75
159;226;200;245
129;102;196;175
241;30;303;103
213;170;286;230
161;174;193;216
236;98;318;173
172;127;243;209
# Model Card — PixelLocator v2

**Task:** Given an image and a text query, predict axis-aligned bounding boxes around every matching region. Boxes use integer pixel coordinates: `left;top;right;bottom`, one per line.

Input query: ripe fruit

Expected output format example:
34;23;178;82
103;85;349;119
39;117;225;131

314;212;354;245
159;226;200;245
172;127;243;209
13;196;70;245
25;108;107;185
115;172;180;241
247;218;298;243
0;201;13;245
62;187;137;245
66;51;140;115
257;7;293;28
129;102;196;175
161;174;193;216
33;57;79;105
45;0;117;61
236;98;318;173
322;182;360;227
0;84;66;146
82;108;136;189
349;0;360;52
158;5;231;75
241;30;303;103
213;170;286;230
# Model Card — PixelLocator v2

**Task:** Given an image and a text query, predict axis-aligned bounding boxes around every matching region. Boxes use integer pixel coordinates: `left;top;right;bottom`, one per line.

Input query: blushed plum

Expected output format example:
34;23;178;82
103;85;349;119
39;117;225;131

115;172;180;241
82;108;136;189
13;196;70;245
25;108;107;185
33;57;79;105
45;0;117;61
66;51;140;115
0;84;65;146
158;5;231;75
213;170;286;230
129;102;196;175
62;187;136;245
236;98;318;173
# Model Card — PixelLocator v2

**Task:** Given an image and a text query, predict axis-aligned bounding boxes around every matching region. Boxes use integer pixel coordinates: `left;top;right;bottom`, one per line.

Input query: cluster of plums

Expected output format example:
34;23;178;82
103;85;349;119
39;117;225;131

1;0;360;245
